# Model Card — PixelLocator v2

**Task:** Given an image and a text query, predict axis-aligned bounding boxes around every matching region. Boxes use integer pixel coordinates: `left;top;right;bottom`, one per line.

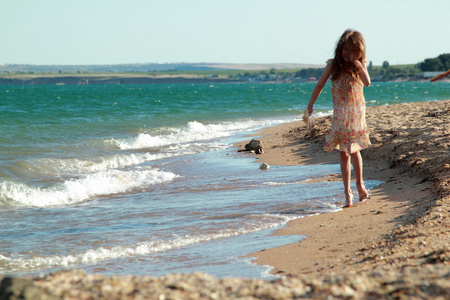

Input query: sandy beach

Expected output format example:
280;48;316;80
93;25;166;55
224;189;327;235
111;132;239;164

243;100;450;277
1;100;449;299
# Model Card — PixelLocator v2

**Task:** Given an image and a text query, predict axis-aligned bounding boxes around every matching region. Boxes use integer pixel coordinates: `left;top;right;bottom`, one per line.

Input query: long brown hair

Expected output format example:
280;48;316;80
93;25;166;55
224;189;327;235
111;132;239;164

331;29;367;81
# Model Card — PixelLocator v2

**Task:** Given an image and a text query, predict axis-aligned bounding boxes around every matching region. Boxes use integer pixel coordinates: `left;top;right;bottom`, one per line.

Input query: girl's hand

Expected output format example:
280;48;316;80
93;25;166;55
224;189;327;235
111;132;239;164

353;60;363;70
307;103;314;116
355;60;371;87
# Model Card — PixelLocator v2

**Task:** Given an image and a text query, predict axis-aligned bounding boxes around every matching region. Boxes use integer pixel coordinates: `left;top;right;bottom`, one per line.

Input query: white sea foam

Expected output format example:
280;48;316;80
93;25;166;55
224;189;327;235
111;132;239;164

263;180;309;186
14;152;175;179
116;119;287;150
0;213;296;273
312;110;333;118
1;119;290;208
116;121;233;150
0;168;177;207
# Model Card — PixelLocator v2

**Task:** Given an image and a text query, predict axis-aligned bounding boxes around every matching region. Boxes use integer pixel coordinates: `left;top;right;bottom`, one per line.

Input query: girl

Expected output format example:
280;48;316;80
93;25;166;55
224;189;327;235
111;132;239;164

307;29;371;207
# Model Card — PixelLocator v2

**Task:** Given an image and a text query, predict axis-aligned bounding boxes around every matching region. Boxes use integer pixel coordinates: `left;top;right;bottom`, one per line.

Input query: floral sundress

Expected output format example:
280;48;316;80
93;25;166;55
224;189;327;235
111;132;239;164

323;62;371;154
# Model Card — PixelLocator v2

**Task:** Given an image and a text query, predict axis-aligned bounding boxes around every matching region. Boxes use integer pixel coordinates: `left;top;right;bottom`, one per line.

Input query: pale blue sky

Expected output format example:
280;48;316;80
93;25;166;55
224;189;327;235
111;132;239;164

1;0;449;66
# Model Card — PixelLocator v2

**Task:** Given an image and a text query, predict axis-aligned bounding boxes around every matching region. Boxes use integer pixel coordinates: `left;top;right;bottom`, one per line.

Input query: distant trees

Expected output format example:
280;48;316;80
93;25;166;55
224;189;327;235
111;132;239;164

294;68;324;80
418;53;450;71
364;60;420;81
235;54;449;82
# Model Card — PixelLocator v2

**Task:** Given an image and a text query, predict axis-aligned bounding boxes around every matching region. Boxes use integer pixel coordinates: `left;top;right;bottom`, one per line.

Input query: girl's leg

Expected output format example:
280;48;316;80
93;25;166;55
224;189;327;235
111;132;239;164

350;151;369;201
340;151;353;206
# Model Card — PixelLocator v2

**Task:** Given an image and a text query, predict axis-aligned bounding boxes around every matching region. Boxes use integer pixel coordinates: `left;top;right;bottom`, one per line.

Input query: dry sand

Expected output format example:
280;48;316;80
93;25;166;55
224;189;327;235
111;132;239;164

1;100;449;299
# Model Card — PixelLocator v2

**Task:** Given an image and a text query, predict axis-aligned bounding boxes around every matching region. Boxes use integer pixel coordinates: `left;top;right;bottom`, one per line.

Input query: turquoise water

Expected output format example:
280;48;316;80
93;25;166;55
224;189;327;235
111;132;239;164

0;81;448;278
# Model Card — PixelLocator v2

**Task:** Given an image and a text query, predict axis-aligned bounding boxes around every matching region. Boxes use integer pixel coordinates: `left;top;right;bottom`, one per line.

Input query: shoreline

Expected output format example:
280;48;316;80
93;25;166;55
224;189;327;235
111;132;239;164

239;100;449;277
1;100;449;298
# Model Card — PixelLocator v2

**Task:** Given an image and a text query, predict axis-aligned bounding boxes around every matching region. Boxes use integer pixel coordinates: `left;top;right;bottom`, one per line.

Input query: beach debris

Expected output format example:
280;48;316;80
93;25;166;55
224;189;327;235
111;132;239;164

259;163;270;170
238;139;264;154
245;139;262;151
424;109;449;118
302;106;312;129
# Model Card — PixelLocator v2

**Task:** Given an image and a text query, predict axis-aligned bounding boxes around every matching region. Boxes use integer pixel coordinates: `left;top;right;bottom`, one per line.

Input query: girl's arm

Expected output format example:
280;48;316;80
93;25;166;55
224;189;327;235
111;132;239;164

355;60;371;87
307;62;332;115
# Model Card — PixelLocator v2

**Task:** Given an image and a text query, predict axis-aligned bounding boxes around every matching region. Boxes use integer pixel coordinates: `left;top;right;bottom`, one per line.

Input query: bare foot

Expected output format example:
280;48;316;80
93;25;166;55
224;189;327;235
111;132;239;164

357;183;370;202
359;194;370;202
344;190;354;208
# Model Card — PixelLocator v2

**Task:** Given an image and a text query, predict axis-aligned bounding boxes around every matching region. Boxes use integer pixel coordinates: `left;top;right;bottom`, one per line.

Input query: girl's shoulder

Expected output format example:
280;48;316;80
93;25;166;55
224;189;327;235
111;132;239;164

326;59;333;65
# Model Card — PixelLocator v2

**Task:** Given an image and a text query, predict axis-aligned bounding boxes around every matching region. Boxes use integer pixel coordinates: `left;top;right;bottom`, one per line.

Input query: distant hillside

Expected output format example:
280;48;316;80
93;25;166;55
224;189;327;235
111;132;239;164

196;63;324;70
0;74;238;86
0;62;323;73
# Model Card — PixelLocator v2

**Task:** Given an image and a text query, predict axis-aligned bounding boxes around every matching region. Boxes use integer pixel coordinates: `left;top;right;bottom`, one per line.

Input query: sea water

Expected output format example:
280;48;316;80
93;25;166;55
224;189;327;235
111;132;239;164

0;81;448;278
